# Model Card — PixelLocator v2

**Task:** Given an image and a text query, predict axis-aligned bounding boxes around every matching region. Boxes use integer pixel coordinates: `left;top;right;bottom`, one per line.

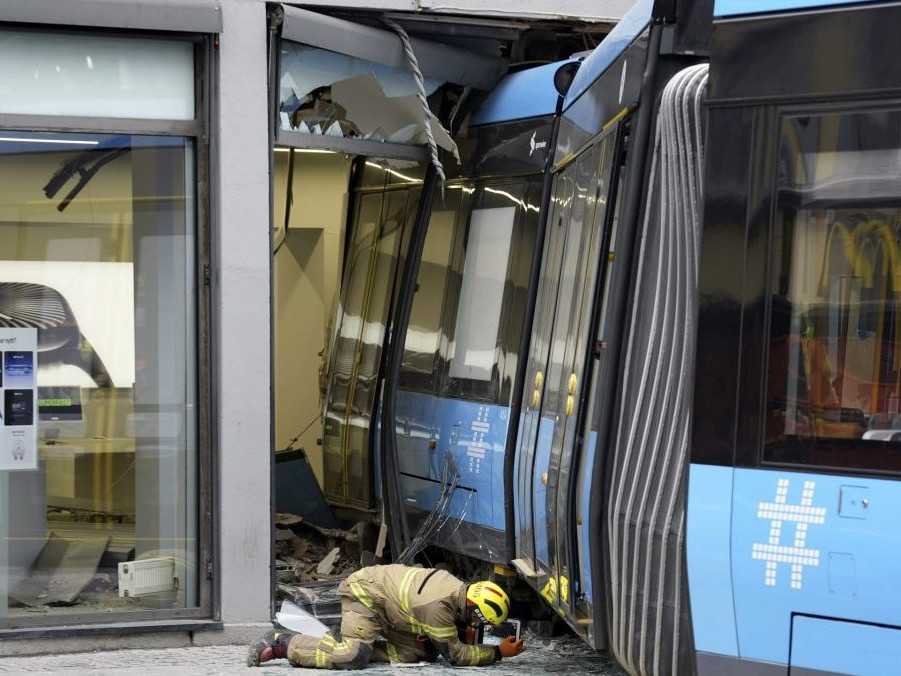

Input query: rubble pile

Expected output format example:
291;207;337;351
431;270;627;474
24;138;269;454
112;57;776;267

273;512;362;612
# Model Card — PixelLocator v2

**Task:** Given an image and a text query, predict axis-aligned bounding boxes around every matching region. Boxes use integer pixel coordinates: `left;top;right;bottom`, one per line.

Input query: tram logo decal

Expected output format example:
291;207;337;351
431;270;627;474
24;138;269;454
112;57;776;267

529;131;547;157
752;478;826;590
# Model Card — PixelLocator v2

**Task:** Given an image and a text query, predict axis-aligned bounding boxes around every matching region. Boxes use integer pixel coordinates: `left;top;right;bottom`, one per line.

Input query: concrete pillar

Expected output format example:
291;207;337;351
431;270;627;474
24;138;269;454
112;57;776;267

214;0;272;632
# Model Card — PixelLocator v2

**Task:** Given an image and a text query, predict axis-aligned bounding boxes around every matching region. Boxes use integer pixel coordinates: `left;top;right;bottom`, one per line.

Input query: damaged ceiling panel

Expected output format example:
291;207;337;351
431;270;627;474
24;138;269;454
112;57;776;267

280;5;505;90
279;41;457;154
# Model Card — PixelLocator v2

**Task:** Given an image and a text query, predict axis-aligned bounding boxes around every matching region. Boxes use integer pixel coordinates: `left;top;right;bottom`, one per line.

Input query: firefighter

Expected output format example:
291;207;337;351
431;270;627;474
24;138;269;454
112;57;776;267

248;564;525;669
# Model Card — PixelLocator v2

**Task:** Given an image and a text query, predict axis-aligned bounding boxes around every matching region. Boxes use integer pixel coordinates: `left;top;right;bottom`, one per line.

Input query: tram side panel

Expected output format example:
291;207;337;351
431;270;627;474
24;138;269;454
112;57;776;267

690;3;901;674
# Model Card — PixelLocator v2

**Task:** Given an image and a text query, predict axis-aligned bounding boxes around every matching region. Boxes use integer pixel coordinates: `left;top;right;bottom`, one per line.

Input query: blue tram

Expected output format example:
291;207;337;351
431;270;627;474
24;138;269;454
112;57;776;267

689;1;901;674
320;0;901;674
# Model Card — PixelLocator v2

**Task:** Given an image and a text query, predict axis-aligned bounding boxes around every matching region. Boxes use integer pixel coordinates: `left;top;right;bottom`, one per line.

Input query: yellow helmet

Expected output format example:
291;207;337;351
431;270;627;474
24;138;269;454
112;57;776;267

466;580;510;625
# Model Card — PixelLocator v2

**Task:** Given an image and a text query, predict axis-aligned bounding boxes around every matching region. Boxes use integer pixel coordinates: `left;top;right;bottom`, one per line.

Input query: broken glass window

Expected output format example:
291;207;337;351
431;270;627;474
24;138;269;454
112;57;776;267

279;42;456;153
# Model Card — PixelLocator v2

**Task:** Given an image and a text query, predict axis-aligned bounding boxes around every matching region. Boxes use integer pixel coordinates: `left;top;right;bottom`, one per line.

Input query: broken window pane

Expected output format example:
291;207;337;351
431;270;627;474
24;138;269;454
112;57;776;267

279;41;455;152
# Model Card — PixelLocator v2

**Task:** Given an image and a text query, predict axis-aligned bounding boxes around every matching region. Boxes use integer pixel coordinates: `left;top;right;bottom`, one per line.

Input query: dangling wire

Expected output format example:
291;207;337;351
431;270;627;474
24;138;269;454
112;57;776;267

382;16;446;184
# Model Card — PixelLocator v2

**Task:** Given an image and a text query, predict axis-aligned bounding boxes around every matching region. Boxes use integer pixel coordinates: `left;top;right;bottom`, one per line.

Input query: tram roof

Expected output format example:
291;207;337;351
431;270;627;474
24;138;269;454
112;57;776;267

715;0;883;18
470;59;577;127
561;0;653;112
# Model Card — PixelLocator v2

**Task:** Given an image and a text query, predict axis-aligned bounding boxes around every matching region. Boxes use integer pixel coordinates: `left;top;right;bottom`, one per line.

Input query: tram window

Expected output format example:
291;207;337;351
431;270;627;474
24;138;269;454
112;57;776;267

400;188;465;392
764;109;901;472
443;181;538;403
448;206;516;381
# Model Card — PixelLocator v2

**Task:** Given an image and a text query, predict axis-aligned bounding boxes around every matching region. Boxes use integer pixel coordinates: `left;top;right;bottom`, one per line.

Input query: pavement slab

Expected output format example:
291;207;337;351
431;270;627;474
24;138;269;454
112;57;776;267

0;633;626;675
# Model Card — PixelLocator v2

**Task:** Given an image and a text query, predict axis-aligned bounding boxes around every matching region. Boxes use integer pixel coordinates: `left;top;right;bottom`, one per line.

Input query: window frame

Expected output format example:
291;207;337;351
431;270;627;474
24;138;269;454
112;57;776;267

757;99;901;478
0;25;216;633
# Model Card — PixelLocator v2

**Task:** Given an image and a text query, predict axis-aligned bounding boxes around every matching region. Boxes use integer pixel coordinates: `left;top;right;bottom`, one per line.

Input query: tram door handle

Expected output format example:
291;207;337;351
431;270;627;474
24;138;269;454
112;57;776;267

531;371;544;409
565;373;577;416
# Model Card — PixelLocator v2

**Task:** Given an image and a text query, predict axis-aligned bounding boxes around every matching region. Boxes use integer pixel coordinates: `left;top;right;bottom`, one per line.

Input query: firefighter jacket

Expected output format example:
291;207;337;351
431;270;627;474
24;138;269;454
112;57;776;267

343;564;499;666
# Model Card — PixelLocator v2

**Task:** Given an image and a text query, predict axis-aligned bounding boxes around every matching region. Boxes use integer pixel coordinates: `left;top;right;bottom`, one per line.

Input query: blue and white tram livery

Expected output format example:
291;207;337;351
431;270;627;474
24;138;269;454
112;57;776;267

380;59;577;562
328;1;901;674
508;0;709;670
688;1;901;675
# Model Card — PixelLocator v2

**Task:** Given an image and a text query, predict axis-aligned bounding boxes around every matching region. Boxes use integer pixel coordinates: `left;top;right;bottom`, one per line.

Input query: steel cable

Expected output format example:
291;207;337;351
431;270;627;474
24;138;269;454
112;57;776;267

382;17;446;184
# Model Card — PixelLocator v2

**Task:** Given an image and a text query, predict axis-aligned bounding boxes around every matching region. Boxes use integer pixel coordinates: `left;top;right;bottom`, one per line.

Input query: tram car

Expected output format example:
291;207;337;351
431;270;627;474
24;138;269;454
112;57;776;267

689;1;901;675
320;1;901;674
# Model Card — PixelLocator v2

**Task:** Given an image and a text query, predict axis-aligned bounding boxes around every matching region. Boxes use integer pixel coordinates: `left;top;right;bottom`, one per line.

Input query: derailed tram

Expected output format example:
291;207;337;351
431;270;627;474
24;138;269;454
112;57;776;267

308;0;901;674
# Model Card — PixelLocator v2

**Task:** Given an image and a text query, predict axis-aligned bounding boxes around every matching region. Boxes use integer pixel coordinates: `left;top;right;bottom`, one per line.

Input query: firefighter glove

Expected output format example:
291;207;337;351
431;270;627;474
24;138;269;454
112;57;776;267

498;636;524;658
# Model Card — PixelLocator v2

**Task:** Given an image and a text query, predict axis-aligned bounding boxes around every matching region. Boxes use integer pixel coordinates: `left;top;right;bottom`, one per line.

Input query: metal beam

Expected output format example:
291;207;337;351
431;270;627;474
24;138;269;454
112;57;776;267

299;0;633;23
0;0;222;33
276;128;428;162
280;5;505;90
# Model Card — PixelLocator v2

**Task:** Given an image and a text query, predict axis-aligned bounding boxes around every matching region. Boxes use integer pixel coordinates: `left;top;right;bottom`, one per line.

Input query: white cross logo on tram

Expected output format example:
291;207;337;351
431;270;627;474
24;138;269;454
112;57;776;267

752;478;826;590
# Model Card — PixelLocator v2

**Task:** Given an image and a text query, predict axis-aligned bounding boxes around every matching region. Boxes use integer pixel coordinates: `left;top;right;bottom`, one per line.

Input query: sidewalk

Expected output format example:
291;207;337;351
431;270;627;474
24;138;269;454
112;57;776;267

0;634;624;675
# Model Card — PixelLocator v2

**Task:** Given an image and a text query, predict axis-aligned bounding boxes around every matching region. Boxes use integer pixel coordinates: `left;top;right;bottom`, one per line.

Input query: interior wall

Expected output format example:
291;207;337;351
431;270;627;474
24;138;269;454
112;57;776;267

273;150;352;486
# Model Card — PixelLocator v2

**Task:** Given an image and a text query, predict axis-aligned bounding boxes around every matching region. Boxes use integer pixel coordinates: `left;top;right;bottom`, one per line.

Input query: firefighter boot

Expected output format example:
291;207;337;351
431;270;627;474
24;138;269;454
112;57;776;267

247;629;297;667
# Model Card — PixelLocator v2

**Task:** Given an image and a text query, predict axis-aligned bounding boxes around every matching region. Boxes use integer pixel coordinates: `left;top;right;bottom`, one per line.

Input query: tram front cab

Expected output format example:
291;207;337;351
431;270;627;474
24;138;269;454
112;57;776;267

389;61;572;564
689;2;901;674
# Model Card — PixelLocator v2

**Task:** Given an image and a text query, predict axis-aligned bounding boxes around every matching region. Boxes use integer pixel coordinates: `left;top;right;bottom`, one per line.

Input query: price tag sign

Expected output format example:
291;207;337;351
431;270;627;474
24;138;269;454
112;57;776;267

0;328;37;471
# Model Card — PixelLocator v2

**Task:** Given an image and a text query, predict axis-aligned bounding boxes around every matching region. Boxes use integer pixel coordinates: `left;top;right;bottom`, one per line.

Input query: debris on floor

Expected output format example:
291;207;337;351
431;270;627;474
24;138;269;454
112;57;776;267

274;512;304;527
274;513;360;585
10;532;110;606
273;511;365;628
315;547;341;576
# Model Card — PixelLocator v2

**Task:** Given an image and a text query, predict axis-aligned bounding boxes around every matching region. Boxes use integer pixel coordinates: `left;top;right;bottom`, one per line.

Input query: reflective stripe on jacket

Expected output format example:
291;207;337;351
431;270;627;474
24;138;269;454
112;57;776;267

343;564;498;666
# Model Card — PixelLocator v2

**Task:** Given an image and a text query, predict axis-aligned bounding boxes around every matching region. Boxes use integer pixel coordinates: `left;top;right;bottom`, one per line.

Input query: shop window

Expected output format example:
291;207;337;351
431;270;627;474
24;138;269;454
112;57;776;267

0;31;195;120
764;109;901;472
0;31;205;629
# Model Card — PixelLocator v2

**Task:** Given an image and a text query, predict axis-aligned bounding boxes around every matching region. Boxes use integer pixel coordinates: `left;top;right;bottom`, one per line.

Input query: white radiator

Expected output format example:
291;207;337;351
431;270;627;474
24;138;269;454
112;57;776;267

118;557;178;598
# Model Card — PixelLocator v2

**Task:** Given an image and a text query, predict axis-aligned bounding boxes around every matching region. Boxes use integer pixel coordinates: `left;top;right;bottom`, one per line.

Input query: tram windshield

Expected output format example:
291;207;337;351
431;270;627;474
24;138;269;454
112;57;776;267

767;109;901;463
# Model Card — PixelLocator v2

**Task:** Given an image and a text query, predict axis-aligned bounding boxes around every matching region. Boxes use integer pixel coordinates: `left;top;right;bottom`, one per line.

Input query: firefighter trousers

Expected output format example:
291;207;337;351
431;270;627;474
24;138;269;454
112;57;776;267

286;594;435;668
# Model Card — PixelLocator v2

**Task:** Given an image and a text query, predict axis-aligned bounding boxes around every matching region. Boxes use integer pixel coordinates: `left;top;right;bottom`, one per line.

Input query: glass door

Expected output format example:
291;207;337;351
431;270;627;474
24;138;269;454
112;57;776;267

539;137;611;613
514;132;617;626
322;185;419;508
514;172;574;576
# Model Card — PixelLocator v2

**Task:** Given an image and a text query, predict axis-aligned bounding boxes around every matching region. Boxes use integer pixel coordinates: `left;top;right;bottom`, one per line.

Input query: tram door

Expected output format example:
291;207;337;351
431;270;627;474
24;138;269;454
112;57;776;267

514;172;574;575
516;133;616;619
322;179;420;509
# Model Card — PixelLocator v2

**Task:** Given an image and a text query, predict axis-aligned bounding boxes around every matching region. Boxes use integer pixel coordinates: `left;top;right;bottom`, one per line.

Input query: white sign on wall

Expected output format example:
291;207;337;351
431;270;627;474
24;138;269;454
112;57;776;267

0;328;37;471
